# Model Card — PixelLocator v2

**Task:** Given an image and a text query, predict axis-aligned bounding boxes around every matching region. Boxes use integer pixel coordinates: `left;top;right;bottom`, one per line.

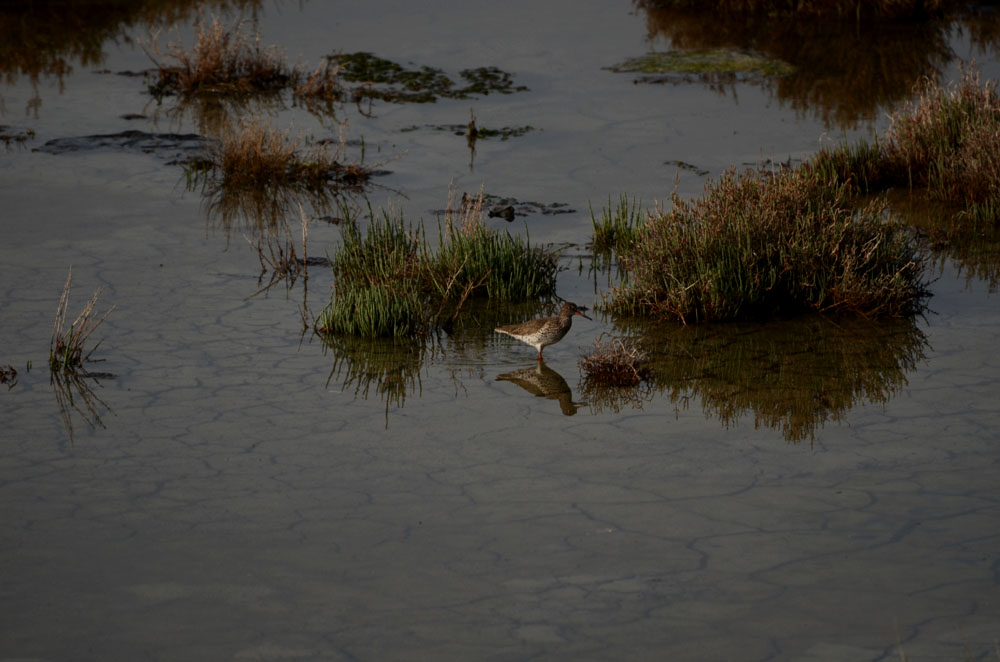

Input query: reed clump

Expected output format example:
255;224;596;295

580;336;650;387
191;117;372;193
316;197;558;338
49;267;114;373
147;15;294;97
431;195;558;303
591;194;645;259
146;14;344;108
319;212;427;337
606;167;927;322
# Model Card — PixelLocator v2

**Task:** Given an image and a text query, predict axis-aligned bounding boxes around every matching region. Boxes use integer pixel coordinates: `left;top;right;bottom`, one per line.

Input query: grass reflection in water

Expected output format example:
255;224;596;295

597;315;929;442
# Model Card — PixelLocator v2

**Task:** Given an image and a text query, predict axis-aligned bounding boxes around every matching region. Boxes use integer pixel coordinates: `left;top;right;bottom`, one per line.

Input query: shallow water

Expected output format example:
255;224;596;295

2;2;999;660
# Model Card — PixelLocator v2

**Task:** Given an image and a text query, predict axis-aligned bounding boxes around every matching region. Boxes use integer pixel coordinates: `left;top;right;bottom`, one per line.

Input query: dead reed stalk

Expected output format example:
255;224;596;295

49;267;114;373
580;336;650;387
146;14;293;97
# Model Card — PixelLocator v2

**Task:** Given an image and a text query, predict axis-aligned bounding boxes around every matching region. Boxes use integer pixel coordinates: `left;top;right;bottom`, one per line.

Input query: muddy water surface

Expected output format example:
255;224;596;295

2;2;999;660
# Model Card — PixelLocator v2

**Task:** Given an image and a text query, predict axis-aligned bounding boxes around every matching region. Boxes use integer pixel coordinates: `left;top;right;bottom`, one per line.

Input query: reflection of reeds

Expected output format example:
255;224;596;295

0;1;261;89
579;378;652;415
49;267;114;374
637;1;958;18
619;315;928;442
884;189;1000;292
321;333;425;425
51;369;113;443
636;2;955;129
247;202;315;295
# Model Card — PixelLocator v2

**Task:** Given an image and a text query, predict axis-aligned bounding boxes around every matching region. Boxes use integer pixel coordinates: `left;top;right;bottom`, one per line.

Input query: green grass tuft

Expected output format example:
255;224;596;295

591;194;645;258
317;197;558;338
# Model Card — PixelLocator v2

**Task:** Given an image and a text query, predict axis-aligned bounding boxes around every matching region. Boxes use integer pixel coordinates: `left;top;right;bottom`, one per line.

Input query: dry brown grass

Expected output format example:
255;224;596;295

293;60;343;102
215;117;298;187
146;13;350;107
807;65;1000;231
147;14;294;97
884;67;1000;209
606;167;927;322
580;336;650;387
49;267;114;373
200;116;370;193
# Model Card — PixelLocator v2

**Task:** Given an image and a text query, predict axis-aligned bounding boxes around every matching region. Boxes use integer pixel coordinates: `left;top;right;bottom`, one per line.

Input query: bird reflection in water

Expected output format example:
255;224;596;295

496;360;584;416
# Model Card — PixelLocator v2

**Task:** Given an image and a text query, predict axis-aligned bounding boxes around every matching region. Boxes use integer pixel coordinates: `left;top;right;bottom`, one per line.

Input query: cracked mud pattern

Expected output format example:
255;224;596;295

2;1;999;660
1;270;998;660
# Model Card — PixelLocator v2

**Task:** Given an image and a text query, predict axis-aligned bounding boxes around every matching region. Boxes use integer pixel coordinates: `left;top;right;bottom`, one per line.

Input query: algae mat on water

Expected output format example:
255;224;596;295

607;48;795;77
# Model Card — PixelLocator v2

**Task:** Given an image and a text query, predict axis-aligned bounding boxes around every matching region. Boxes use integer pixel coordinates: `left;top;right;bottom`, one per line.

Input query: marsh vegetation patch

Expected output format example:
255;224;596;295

316;196;559;338
329;52;528;103
1;125;36;147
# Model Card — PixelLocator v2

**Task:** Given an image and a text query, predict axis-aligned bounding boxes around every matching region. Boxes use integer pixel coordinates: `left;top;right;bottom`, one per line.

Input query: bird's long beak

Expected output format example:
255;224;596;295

575;308;592;321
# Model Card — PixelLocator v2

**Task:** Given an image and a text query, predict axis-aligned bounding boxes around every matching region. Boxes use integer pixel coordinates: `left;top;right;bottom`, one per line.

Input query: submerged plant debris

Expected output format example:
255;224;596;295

433;193;574;221
580;336;650;388
34;130;210;162
667;159;710;176
0;364;17;389
329;52;528;103
607;49;795;80
1;125;36;147
400;123;535;140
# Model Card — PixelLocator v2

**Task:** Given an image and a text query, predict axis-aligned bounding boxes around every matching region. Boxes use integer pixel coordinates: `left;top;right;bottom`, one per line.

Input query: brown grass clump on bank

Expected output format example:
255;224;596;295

883;67;1000;213
605;167;927;322
193;117;372;193
808;66;1000;226
147;15;294;97
294;60;343;101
